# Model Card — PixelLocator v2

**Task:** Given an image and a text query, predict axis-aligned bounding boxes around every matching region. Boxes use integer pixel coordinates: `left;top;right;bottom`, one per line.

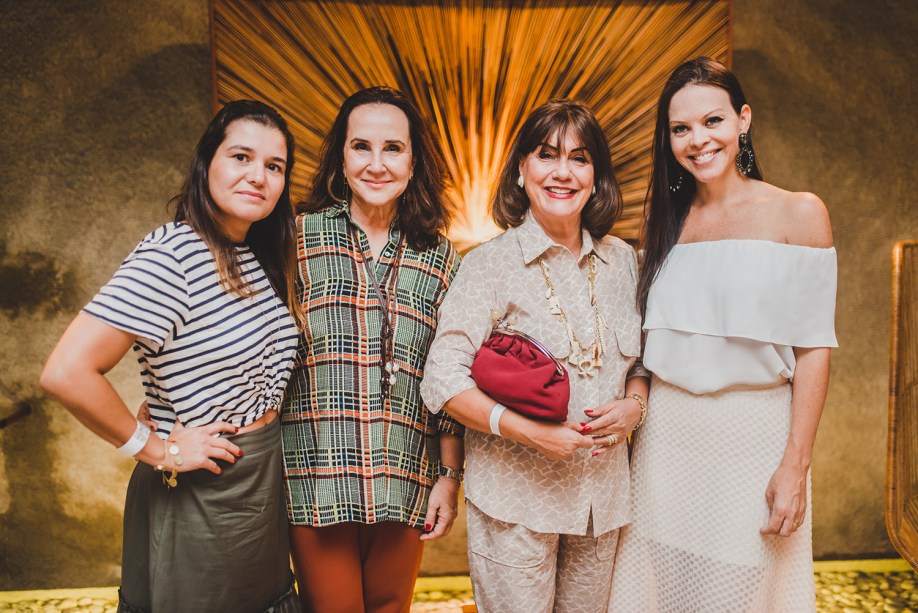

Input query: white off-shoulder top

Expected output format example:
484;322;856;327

643;240;838;394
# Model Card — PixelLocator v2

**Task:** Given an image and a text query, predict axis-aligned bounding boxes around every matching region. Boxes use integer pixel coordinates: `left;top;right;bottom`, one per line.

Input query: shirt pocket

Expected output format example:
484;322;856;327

468;508;555;569
613;312;642;359
487;301;571;362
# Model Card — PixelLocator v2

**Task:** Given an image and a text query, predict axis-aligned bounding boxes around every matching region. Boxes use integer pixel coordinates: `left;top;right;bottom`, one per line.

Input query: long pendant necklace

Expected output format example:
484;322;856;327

538;254;608;377
353;225;404;399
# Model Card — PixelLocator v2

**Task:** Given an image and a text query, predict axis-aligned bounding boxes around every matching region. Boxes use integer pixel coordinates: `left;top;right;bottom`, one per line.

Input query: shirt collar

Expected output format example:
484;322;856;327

325;200;350;219
516;211;609;265
328;200;403;244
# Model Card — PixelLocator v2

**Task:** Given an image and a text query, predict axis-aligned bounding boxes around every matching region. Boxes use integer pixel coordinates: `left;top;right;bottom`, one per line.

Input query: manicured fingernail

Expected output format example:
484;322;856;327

591;450;600;457
425;523;432;531
237;449;243;457
581;425;592;432
235;426;240;433
584;409;594;415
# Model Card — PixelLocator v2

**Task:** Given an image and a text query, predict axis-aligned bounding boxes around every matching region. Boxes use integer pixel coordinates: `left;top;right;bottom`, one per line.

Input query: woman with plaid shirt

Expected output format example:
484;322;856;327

281;87;464;613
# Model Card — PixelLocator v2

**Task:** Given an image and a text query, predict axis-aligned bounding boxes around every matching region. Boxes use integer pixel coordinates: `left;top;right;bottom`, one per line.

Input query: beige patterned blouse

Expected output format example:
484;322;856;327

422;213;646;536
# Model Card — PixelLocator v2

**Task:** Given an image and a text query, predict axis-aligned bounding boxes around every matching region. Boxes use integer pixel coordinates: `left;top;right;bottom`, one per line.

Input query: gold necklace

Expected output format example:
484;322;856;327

538;254;608;377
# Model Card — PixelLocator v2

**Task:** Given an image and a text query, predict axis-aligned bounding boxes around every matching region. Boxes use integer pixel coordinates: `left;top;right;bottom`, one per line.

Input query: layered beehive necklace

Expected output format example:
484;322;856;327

538;254;608;377
352;224;405;399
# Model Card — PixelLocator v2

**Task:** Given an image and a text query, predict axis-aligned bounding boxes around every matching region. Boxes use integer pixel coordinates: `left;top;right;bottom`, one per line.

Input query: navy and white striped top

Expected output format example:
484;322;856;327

84;222;300;437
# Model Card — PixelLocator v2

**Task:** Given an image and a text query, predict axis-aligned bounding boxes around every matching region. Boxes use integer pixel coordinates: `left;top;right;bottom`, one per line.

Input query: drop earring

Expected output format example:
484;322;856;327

517;175;524;189
735;132;754;176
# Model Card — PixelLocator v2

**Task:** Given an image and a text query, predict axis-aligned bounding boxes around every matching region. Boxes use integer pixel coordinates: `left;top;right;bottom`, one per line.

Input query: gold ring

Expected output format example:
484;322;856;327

607;434;617;446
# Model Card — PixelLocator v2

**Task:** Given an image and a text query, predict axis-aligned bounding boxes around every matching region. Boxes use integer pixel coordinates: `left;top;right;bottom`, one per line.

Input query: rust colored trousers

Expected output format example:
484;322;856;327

290;521;424;613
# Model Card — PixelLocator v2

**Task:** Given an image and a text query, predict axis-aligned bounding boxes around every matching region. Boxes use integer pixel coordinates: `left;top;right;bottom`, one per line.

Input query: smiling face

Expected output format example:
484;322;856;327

519;129;594;233
668;84;751;185
207;119;288;242
343;103;413;218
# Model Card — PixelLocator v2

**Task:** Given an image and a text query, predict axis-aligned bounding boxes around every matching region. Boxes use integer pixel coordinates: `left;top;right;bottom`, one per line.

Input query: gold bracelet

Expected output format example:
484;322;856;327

154;438;181;488
628;393;647;430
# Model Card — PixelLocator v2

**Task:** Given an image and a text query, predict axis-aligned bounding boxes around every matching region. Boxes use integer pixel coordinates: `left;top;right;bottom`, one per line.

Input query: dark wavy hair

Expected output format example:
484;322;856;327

637;56;764;313
491;99;623;239
171;99;298;316
298;86;451;252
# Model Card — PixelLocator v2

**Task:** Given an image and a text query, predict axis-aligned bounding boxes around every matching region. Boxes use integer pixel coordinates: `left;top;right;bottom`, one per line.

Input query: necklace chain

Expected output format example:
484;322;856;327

352;224;404;399
538;254;607;377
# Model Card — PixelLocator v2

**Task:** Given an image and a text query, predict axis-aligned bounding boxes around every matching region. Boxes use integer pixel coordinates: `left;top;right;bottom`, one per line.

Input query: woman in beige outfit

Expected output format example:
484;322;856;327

421;100;649;613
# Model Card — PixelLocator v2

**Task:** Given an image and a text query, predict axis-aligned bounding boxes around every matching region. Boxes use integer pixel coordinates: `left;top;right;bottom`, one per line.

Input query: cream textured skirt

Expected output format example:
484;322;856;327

119;418;300;613
609;376;815;613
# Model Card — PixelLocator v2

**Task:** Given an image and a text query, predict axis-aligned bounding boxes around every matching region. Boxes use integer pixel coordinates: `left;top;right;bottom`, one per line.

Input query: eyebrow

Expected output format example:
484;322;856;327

225;144;287;165
538;142;590;155
349;137;407;147
669;108;727;124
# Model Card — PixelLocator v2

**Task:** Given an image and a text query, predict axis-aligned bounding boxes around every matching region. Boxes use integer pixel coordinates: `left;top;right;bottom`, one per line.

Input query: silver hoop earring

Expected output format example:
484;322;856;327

735;132;754;176
669;168;684;193
517;175;524;189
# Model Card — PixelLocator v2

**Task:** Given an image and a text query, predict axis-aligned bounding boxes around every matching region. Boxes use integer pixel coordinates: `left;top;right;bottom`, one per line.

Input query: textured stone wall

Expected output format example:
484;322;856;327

1;0;915;590
0;0;212;589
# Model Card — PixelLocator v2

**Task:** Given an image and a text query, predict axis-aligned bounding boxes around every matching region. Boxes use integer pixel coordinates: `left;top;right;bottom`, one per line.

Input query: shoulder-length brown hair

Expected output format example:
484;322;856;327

171;99;298;316
637;56;763;314
298;86;451;252
491;99;623;240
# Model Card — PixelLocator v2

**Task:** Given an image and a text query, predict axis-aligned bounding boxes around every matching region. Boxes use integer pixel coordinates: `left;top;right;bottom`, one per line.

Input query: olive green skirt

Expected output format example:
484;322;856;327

118;418;300;613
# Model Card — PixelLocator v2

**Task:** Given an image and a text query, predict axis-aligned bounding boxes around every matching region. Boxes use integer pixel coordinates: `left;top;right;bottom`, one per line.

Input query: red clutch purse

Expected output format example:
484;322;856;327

470;329;570;422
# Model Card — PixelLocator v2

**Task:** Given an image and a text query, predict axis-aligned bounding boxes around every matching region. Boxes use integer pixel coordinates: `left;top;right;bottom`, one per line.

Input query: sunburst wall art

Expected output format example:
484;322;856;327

212;0;730;250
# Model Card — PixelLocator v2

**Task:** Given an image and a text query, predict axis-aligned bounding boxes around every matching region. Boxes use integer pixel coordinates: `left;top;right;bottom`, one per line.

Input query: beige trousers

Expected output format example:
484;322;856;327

466;501;619;613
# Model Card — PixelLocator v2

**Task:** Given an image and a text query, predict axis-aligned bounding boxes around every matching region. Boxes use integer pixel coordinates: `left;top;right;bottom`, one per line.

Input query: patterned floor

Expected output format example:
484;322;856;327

0;563;914;612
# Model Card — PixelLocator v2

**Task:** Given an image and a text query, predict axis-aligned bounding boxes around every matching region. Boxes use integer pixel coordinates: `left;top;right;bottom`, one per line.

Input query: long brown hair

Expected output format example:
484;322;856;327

491;99;623;239
637;57;764;313
299;86;451;252
171;100;299;317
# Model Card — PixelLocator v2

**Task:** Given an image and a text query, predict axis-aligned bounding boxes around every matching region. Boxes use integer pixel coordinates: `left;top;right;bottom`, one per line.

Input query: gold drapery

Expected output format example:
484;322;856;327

212;0;729;250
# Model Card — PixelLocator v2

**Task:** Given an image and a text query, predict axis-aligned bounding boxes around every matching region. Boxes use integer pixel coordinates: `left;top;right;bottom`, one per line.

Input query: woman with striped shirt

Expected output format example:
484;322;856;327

41;100;303;612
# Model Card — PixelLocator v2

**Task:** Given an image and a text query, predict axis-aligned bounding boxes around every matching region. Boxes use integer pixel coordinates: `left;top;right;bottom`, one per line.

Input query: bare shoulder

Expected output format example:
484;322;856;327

761;185;833;248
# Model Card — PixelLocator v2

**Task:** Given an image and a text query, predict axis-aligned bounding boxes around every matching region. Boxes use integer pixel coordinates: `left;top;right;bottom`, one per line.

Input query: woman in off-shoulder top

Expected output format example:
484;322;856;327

609;57;836;613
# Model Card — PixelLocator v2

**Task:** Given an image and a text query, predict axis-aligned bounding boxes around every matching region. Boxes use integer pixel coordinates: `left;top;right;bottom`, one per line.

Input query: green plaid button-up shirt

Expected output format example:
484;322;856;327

282;203;463;528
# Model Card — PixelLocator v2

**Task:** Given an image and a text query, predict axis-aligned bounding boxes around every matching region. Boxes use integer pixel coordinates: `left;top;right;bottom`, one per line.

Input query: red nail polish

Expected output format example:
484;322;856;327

584;409;594;415
591;450;600;457
235;426;240;433
424;523;432;531
581;425;592;432
237;449;244;457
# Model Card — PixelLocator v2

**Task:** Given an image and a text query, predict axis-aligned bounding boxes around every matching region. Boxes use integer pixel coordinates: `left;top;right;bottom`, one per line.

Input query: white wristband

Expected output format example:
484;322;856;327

489;403;507;437
117;419;151;457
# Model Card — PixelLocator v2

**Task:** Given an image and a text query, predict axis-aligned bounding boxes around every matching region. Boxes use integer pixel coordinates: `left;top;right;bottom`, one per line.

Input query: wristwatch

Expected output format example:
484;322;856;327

438;464;465;483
